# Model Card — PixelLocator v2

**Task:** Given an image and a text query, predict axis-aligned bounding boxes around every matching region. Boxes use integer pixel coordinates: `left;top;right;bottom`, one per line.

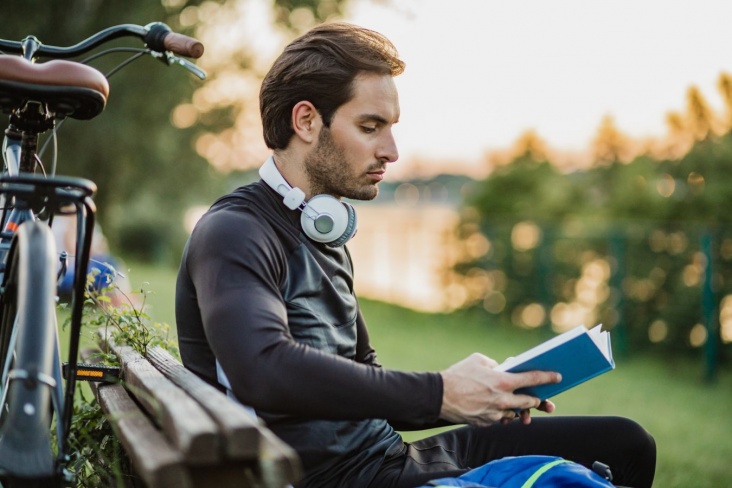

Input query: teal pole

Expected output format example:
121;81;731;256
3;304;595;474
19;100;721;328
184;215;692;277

609;228;627;357
701;231;718;383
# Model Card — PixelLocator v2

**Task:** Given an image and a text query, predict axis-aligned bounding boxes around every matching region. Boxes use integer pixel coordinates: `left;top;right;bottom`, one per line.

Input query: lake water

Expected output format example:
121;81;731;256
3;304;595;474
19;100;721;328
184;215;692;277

347;202;460;312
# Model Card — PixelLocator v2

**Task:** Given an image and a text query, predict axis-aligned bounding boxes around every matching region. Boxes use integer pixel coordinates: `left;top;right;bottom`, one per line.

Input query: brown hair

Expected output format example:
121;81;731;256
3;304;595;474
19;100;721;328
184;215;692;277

260;22;405;150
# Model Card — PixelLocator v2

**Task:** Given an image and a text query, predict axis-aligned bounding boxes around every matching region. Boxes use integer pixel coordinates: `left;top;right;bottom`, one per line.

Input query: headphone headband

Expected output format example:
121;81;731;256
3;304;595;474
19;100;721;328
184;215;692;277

259;156;306;210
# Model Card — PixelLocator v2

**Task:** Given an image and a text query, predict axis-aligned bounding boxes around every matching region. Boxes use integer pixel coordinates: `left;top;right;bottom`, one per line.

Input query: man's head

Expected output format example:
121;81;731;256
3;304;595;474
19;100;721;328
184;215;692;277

260;22;405;150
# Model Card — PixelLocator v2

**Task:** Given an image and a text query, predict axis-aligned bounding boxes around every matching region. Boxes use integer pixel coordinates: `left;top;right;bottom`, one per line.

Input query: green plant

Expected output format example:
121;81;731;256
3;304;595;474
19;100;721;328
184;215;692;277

63;388;131;488
80;269;179;359
59;270;179;486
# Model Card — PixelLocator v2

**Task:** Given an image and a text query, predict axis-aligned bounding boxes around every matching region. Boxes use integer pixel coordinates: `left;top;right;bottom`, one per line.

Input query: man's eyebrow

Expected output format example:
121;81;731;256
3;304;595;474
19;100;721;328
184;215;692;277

358;113;391;125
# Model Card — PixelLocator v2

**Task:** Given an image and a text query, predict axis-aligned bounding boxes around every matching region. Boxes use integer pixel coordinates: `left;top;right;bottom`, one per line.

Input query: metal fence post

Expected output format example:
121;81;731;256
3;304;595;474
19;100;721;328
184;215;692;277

609;228;628;357
701;230;718;382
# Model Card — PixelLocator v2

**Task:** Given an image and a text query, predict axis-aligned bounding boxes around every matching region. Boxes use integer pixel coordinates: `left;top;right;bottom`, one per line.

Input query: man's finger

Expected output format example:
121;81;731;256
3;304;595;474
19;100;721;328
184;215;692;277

519;409;532;425
538;400;556;413
499;410;518;424
512;370;562;389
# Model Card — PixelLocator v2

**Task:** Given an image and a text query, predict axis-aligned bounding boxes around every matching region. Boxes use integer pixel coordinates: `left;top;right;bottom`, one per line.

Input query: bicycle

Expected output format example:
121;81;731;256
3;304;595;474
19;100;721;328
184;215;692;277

0;22;205;486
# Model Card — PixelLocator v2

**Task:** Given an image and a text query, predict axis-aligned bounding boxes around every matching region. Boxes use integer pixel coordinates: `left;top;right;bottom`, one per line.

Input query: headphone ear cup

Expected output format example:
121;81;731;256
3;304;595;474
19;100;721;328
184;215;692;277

300;195;358;247
329;201;357;247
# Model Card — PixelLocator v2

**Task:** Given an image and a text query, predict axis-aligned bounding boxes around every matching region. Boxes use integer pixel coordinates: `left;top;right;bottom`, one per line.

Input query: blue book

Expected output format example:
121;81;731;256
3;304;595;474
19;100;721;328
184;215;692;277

495;324;615;401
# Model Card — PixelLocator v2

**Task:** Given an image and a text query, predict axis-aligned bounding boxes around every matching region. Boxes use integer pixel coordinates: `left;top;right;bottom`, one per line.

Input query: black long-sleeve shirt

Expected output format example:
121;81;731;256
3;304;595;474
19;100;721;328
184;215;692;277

175;180;443;487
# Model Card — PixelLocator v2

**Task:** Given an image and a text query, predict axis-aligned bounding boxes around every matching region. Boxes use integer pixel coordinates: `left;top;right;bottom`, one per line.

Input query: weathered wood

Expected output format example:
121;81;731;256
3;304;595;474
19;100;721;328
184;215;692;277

146;346;263;460
187;418;303;488
256;425;302;488
94;382;193;488
100;331;220;465
91;332;303;488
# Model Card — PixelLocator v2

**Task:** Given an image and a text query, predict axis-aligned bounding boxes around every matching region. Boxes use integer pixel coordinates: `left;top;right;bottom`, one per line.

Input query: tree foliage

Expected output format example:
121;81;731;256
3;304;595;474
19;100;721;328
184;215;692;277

1;0;347;263
458;84;732;359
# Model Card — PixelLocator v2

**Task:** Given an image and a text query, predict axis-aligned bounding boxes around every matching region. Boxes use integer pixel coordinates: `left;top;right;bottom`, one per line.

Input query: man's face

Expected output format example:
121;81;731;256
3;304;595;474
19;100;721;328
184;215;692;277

304;72;400;200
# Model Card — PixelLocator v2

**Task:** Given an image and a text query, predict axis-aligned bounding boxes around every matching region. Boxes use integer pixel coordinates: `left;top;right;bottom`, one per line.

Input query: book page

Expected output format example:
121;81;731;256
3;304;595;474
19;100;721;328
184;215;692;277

587;324;611;361
496;325;587;372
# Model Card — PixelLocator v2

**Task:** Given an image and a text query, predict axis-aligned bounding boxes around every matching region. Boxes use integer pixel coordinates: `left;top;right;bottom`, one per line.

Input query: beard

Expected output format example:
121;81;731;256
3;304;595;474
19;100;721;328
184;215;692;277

304;127;380;201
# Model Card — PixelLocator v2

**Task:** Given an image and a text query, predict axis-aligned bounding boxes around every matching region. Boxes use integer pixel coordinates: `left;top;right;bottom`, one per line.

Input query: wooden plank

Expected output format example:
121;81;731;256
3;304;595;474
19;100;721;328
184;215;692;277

95;382;193;488
146;346;263;460
147;348;301;486
93;333;301;487
256;425;302;488
99;331;221;465
187;428;302;488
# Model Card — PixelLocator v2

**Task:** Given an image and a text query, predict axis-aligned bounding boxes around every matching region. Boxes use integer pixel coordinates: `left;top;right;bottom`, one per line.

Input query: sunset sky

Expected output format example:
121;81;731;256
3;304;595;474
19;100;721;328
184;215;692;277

342;0;732;176
192;0;732;177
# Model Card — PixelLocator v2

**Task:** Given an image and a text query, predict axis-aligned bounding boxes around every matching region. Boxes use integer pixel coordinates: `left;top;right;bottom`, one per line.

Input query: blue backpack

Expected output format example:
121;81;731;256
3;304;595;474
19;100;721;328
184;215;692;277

420;455;615;488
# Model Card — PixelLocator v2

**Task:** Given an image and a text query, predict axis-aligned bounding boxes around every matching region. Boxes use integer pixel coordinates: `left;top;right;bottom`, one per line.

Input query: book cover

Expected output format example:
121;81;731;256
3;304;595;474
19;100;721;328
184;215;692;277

494;324;615;401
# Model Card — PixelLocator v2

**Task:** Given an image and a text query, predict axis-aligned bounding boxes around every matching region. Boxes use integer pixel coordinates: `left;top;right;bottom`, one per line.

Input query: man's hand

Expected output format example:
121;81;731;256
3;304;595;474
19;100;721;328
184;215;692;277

439;353;560;427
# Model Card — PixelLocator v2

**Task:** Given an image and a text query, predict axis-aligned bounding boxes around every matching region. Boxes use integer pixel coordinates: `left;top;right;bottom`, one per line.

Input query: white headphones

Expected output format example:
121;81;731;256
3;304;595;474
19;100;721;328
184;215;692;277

259;156;358;247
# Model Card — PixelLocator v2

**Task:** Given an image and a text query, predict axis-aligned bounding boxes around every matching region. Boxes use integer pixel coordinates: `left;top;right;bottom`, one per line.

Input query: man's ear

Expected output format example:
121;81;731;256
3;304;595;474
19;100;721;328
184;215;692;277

291;101;321;144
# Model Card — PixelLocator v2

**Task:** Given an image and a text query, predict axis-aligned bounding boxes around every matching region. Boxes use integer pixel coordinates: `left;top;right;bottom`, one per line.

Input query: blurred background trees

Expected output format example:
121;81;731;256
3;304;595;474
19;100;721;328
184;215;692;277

456;77;732;364
1;0;347;262
4;0;732;362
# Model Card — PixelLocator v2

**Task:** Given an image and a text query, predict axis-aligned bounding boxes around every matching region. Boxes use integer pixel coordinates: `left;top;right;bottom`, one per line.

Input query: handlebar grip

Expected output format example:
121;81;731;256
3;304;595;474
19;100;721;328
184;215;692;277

163;32;204;59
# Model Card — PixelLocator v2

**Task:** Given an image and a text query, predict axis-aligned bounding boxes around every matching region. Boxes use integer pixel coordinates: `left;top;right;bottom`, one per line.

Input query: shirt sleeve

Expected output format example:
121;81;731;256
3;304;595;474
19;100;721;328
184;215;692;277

185;208;443;425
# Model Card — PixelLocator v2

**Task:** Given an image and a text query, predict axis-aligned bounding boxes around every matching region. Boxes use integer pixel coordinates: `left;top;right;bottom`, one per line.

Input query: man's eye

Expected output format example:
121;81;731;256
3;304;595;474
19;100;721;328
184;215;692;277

362;126;376;134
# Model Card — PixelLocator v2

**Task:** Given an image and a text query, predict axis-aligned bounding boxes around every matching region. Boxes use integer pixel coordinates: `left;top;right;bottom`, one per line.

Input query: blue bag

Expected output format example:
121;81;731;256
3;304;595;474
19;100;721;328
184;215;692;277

421;455;615;488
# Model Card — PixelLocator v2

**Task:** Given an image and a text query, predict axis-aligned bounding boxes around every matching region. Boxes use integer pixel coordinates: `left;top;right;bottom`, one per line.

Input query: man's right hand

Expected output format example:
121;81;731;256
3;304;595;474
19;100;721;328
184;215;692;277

439;353;561;427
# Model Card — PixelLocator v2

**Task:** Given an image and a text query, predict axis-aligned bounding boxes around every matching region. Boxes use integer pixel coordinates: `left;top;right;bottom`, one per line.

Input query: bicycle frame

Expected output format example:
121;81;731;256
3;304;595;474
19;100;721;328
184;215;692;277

0;129;97;472
0;22;204;484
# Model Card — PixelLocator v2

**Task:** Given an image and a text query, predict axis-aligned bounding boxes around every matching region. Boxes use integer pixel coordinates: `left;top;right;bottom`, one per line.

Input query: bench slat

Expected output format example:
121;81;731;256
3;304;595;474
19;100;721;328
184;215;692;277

146;346;263;460
101;331;221;465
257;425;303;488
91;332;302;487
95;383;193;488
186;428;302;488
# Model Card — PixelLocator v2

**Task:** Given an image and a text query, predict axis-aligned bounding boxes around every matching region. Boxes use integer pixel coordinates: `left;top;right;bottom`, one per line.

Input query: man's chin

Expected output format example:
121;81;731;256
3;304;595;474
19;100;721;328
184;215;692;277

346;185;379;201
363;186;379;201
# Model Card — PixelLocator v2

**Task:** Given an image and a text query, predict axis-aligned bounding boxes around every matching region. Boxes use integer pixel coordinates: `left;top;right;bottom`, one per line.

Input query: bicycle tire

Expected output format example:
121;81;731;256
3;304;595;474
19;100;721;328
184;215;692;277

0;221;59;483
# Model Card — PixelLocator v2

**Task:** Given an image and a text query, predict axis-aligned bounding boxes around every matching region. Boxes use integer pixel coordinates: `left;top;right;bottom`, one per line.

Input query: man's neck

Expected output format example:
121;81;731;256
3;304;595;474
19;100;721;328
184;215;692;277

272;149;312;199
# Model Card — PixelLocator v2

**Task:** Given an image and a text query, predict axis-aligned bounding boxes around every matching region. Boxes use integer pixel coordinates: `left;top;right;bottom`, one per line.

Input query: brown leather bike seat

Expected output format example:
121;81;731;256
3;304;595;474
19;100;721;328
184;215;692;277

0;55;109;120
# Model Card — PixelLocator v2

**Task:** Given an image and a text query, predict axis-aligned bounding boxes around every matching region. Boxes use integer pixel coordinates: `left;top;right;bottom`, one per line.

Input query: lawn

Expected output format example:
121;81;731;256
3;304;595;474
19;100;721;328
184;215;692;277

125;261;732;487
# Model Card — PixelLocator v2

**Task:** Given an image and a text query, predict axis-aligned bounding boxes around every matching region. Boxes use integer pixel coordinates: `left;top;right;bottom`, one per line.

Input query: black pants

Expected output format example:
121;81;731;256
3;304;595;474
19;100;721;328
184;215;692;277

369;416;656;488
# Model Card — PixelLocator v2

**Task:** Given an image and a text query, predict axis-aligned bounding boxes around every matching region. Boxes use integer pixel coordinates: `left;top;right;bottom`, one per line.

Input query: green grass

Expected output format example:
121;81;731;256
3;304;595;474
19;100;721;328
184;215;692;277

118;262;732;487
118;260;179;326
361;300;732;488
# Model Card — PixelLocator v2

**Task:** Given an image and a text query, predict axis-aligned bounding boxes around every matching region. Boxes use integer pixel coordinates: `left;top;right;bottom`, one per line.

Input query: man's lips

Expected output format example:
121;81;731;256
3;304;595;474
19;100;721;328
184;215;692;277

367;169;385;182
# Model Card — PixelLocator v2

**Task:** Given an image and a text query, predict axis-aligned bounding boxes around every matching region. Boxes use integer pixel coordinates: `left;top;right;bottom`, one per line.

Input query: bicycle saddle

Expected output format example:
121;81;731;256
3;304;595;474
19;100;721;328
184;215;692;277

0;55;109;120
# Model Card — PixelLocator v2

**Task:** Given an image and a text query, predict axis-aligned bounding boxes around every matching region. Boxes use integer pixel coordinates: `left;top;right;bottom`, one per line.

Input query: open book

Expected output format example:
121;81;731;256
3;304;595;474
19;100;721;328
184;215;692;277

494;324;615;401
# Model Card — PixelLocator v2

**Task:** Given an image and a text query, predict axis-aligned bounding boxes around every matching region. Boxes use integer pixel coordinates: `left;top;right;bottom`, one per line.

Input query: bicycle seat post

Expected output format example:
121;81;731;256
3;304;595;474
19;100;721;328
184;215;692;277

6;104;54;176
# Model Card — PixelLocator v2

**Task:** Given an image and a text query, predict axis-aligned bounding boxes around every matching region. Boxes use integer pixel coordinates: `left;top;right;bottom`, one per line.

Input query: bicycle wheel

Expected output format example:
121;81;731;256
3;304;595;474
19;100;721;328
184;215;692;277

0;221;59;482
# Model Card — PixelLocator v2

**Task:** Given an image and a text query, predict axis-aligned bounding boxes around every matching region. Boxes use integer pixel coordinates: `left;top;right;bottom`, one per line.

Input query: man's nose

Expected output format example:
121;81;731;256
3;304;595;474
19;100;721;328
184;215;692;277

378;131;399;163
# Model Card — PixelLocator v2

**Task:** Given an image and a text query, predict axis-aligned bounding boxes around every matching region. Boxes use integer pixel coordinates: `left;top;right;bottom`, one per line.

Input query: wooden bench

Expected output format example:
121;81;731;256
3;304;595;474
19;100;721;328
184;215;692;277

86;330;302;488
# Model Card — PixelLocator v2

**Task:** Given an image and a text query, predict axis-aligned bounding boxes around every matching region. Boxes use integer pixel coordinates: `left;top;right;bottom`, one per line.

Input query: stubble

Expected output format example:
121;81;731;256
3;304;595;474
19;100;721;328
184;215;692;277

304;127;379;201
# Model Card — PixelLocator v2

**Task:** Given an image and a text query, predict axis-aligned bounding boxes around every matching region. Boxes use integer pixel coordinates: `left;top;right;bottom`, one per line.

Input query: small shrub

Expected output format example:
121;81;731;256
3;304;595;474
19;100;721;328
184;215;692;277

60;270;178;486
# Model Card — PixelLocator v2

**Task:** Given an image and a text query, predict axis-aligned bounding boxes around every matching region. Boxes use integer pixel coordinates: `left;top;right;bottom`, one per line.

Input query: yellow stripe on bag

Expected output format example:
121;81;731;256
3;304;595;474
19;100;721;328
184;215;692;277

520;459;571;488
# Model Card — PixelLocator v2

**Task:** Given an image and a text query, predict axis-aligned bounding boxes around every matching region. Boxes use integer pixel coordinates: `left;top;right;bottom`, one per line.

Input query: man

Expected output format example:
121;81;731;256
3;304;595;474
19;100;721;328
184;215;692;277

176;22;655;488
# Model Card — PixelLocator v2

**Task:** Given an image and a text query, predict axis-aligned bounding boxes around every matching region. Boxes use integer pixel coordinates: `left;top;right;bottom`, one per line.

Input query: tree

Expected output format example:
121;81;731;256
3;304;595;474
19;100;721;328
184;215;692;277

1;0;348;262
717;72;732;132
685;85;717;141
510;129;551;163
591;115;633;165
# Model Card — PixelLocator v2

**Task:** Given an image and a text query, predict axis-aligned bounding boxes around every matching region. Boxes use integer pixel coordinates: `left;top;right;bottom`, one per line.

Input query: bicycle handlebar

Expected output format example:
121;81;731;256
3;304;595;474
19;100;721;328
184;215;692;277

0;22;203;60
146;22;204;59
